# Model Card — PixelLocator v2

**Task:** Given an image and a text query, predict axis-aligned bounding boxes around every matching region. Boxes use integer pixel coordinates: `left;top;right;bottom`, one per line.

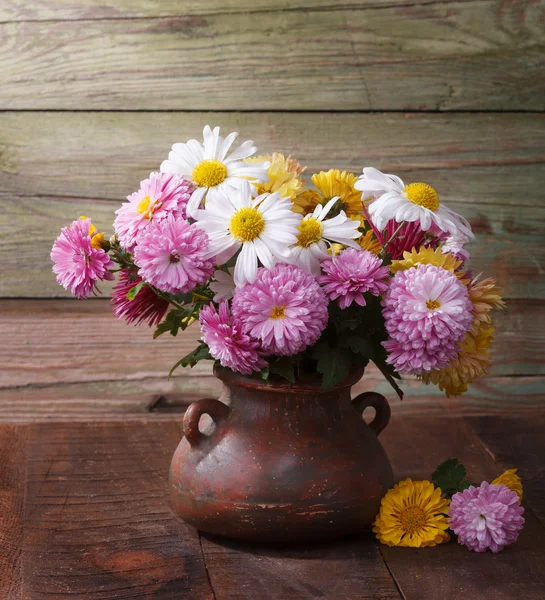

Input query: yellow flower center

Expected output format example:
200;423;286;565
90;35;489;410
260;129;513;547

229;207;265;242
136;195;157;218
80;215;104;249
270;306;286;319
192;159;228;188
426;299;441;310
404;182;440;212
296;218;323;248
399;506;428;535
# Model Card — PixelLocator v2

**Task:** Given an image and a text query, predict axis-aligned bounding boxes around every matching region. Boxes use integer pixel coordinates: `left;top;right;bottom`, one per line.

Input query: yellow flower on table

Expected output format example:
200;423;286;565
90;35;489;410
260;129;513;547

373;478;450;548
492;468;523;503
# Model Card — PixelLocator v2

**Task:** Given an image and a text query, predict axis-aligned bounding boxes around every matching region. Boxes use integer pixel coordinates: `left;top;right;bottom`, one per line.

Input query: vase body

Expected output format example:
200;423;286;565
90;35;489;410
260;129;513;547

169;366;394;543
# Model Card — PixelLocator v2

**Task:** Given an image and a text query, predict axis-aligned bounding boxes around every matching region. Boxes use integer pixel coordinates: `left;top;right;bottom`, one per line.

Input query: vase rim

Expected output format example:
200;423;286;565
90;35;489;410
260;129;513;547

213;364;365;393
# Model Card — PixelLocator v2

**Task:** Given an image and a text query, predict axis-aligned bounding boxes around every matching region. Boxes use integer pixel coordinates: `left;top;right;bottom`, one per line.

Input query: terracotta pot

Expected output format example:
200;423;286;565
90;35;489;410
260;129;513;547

169;365;394;543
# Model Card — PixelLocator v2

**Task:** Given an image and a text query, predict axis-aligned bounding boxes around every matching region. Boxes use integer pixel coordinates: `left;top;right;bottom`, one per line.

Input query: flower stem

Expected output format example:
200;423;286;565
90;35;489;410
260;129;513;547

382;221;405;252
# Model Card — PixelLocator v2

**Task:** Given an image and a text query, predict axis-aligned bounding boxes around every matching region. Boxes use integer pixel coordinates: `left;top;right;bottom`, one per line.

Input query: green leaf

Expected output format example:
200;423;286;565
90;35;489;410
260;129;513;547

168;343;212;378
153;309;183;339
340;334;375;359
312;343;353;391
269;357;296;383
126;280;146;301
432;458;473;496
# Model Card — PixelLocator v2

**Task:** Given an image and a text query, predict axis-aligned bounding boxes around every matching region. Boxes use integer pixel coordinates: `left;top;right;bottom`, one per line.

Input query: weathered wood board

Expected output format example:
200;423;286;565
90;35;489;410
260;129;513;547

0;299;543;421
1;112;544;298
1;415;545;598
1;1;544;110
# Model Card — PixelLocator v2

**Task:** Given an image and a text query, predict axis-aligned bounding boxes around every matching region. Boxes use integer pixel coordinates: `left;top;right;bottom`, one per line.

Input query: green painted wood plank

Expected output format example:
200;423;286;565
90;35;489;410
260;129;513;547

0;1;544;110
1;112;543;298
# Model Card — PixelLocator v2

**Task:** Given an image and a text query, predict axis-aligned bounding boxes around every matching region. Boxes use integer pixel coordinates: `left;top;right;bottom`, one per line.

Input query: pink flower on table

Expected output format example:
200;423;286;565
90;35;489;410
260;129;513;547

449;482;525;553
232;263;328;356
114;172;194;251
51;217;114;299
110;269;169;327
133;215;214;295
200;301;267;375
382;264;473;374
319;248;390;309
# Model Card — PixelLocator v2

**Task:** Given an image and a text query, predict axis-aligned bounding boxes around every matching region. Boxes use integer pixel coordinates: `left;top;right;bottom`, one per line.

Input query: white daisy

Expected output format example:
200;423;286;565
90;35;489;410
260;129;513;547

193;181;302;287
210;268;235;302
160;125;270;216
355;167;474;239
288;197;361;276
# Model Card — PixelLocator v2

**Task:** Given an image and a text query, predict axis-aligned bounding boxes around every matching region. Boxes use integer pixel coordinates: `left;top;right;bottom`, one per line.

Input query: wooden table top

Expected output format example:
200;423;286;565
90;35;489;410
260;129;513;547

1;413;544;600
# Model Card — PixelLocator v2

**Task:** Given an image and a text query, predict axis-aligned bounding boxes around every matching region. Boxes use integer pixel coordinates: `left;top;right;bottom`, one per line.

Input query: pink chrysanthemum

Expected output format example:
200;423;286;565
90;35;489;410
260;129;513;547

232;263;328;356
200;301;267;375
449;482;525;553
114;172;194;251
319;248;390;309
382;264;473;374
51;217;114;299
111;269;169;327
133;215;214;294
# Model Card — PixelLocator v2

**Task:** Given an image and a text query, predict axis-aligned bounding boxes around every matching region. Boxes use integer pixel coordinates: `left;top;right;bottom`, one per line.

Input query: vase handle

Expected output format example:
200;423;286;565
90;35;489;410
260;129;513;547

352;392;391;436
183;398;230;447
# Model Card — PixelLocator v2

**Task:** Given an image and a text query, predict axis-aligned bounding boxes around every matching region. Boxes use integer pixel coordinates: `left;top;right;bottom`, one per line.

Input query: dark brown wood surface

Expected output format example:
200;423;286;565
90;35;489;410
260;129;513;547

1;414;544;599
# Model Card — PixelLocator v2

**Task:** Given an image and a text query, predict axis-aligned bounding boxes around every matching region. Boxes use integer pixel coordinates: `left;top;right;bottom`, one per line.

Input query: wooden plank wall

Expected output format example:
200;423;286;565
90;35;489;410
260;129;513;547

1;0;544;419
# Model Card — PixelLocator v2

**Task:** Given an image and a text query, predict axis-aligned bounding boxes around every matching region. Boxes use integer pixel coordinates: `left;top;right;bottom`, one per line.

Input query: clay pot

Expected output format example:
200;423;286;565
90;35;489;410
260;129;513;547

169;365;394;543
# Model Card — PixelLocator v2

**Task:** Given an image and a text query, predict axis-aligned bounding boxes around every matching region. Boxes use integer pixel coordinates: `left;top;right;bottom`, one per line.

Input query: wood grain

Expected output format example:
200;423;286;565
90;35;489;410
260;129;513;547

0;299;544;421
2;298;542;386
200;533;401;600
379;416;545;600
1;1;544;110
23;421;214;599
466;416;545;528
0;425;26;600
1;112;544;298
0;0;480;21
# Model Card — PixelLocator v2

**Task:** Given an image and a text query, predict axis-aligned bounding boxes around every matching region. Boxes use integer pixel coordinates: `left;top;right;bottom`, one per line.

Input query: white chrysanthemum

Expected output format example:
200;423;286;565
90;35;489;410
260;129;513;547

210;268;235;302
193;181;302;287
160;125;270;216
288;197;361;276
355;167;473;239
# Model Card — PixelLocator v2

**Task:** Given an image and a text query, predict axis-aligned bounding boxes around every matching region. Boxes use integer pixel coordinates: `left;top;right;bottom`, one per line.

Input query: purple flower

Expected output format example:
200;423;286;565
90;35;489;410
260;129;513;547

114;172;194;251
232;263;328;356
111;269;169;327
51;217;114;299
449;482;525;553
134;215;214;295
200;302;267;375
382;264;473;374
319;248;390;309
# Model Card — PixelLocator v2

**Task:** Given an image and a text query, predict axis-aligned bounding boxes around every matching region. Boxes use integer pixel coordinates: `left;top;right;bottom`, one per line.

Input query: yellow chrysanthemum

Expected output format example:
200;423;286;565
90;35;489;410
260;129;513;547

373;479;451;548
422;275;505;396
357;228;382;255
492;468;523;503
422;324;494;396
245;153;304;200
293;170;363;218
390;247;467;281
467;276;506;336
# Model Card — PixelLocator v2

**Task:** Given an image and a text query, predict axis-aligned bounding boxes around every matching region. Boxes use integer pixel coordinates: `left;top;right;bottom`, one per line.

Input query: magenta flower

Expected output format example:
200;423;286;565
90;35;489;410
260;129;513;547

111;269;169;327
381;220;433;260
51;217;114;299
114;172;194;251
133;215;214;295
200;301;267;375
232;263;328;356
382;264;473;374
319;248;390;309
449;482;525;553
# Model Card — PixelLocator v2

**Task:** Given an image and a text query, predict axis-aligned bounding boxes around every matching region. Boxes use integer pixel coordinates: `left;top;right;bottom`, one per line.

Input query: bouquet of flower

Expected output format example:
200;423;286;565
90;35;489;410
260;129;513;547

51;125;505;396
